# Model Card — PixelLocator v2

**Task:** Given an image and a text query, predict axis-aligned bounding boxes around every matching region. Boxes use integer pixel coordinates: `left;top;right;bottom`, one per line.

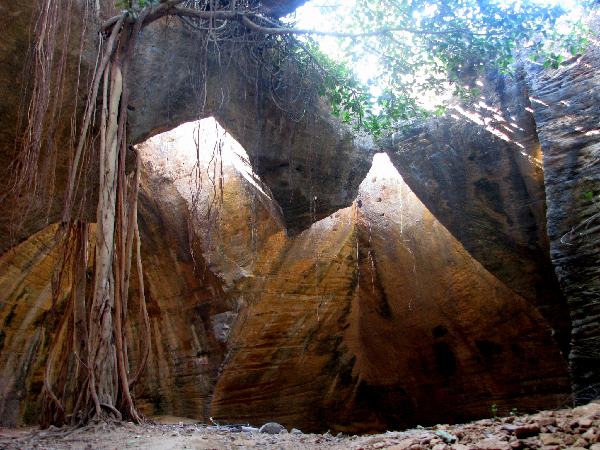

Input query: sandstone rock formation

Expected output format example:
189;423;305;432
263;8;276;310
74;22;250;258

0;0;98;254
128;19;376;235
0;170;232;426
209;153;570;433
0;0;599;432
0;119;571;431
524;37;600;403
379;66;570;358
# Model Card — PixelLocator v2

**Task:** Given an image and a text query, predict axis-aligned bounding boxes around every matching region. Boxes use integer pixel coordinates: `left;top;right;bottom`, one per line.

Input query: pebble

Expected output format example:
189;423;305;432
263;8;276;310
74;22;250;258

536;417;557;427
539;433;563;446
389;440;417;450
4;401;600;450
259;422;286;434
473;438;511;450
431;443;448;450
514;424;540;439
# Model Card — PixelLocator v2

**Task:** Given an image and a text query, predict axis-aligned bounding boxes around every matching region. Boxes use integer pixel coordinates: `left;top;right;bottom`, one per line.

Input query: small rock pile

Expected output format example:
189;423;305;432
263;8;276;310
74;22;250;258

349;401;600;450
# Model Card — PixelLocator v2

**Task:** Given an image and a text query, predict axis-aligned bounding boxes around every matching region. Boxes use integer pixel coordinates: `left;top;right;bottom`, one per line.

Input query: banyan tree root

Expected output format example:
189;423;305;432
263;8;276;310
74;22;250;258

37;0;318;428
41;11;151;427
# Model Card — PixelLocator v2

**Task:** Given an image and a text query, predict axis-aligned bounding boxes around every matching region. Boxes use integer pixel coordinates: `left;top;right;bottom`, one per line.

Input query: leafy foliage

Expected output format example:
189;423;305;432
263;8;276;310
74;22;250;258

105;0;592;135
290;0;593;135
115;0;158;18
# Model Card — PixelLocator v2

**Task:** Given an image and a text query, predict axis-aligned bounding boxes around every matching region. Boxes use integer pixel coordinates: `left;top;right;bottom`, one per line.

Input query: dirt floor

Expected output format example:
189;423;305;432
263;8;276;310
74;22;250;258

1;401;599;450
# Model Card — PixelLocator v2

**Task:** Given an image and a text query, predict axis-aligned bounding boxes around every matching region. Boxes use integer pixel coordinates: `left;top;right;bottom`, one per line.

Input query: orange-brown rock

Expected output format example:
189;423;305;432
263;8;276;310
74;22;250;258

210;154;570;433
379;65;570;359
0;0;596;431
0;224;64;425
0;124;571;431
0;157;235;425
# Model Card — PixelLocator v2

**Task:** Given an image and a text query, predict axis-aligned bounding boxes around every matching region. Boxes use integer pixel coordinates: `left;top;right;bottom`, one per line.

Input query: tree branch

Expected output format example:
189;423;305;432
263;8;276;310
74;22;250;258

240;15;466;37
102;5;467;38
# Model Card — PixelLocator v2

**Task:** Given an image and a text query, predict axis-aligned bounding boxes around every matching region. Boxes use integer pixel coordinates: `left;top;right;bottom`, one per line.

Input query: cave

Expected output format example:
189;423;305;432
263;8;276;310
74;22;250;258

1;0;600;439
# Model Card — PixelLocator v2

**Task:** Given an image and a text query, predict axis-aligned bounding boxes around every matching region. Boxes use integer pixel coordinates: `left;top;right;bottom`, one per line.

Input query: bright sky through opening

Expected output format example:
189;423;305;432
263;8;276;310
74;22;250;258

285;0;584;110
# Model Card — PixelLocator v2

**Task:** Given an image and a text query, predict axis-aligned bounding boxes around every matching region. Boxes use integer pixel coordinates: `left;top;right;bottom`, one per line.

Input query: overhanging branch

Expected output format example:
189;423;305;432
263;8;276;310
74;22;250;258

101;5;468;38
240;16;466;37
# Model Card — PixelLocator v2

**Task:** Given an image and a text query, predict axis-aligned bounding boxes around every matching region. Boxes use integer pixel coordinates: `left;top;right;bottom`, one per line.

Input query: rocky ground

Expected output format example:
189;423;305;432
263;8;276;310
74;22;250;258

0;401;598;450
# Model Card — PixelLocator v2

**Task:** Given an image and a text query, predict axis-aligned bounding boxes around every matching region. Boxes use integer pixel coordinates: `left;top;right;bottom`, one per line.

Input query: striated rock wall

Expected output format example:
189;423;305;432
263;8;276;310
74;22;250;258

524;33;600;402
379;66;571;359
0;164;235;426
131;166;233;421
210;154;570;433
0;120;571;431
0;224;64;426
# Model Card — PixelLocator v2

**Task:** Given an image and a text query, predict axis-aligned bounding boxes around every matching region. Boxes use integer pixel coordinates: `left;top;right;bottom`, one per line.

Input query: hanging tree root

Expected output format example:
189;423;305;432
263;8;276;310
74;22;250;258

38;0;335;429
41;9;150;427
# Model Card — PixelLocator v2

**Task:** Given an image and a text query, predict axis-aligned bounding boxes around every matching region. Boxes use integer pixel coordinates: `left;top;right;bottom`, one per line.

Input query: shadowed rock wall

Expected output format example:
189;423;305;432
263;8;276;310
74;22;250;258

379;66;571;358
0;0;100;255
128;20;376;235
525;34;600;403
0;145;236;425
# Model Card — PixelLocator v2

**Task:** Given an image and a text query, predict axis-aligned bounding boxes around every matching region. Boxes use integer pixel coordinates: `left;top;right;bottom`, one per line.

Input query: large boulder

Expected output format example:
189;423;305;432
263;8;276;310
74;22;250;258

379;65;570;358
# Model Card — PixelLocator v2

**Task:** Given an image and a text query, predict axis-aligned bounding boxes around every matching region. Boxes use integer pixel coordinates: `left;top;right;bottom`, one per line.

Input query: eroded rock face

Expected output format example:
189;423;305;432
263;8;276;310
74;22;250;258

210;154;570;433
132;168;232;421
379;66;571;359
0;165;234;426
128;20;376;235
1;120;570;430
0;0;99;255
0;224;63;426
525;38;600;403
0;0;373;255
0;0;599;430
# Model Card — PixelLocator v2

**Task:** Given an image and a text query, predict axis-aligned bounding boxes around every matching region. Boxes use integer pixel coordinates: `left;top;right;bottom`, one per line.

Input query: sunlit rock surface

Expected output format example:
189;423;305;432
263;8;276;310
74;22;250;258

132;167;232;421
210;153;570;433
0;225;62;426
379;66;571;359
0;124;571;430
